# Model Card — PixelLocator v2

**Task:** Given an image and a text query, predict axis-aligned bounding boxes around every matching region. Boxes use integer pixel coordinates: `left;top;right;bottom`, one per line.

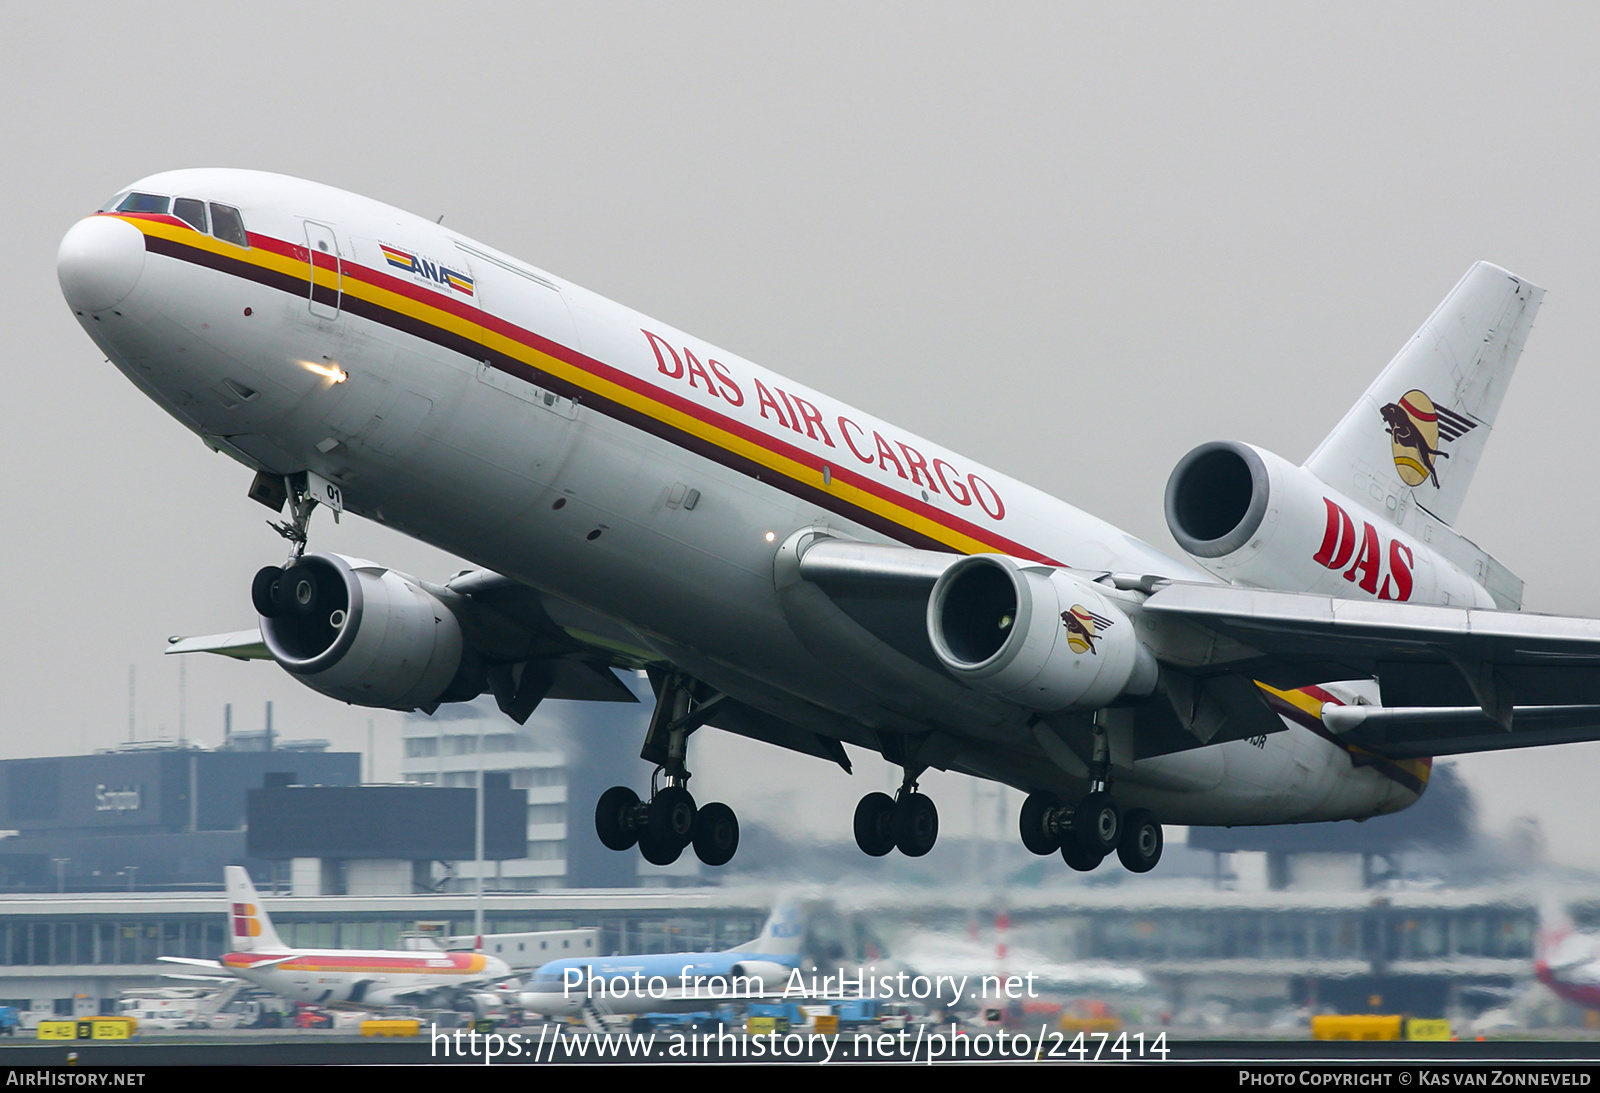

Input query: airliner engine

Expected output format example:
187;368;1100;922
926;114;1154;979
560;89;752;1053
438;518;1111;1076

927;555;1157;710
253;553;476;711
1164;440;1496;607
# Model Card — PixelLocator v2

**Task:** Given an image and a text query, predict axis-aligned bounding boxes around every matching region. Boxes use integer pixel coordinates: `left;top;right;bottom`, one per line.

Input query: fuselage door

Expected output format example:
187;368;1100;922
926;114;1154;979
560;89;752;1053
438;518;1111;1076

305;221;342;319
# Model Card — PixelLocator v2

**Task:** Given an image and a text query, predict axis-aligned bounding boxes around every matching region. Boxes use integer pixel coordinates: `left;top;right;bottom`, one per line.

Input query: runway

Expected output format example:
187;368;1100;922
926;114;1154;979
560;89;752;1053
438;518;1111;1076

4;1029;1600;1066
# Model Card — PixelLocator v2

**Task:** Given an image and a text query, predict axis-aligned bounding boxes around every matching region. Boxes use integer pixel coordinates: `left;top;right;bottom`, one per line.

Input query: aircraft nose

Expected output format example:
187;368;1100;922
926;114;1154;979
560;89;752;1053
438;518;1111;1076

58;215;145;313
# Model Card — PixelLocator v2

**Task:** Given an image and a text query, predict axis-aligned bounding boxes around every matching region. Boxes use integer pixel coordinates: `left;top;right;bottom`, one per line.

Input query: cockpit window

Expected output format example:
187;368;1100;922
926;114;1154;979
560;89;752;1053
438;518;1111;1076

209;203;248;247
173;198;208;233
116;192;170;215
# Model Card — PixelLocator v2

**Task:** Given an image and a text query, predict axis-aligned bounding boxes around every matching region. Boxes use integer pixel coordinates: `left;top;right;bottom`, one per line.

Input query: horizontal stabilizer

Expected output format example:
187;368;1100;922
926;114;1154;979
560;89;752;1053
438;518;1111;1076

1143;580;1600;755
1321;703;1600;759
166;629;268;660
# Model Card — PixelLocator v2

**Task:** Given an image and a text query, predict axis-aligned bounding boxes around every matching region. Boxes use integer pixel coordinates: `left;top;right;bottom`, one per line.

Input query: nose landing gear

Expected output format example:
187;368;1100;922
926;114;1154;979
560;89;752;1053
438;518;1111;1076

591;672;741;868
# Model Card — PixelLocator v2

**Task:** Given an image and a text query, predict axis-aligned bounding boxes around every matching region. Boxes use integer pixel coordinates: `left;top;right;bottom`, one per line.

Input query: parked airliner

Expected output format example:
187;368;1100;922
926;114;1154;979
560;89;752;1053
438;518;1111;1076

57;169;1600;875
161;867;512;1008
516;902;802;1025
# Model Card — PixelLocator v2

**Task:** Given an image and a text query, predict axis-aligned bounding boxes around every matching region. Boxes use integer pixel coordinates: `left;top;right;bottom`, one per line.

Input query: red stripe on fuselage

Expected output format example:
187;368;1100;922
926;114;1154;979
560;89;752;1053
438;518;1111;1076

139;221;1061;564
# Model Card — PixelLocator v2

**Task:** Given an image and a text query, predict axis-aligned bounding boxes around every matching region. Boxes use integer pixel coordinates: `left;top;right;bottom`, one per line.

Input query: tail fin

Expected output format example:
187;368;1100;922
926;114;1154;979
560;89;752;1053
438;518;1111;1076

1304;262;1541;608
729;901;804;956
225;866;287;953
1306;262;1543;528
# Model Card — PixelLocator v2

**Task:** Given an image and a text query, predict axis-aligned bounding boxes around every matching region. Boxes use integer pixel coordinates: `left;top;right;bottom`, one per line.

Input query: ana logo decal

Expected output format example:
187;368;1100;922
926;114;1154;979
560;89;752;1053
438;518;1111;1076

1378;389;1476;488
379;243;475;298
1062;606;1115;655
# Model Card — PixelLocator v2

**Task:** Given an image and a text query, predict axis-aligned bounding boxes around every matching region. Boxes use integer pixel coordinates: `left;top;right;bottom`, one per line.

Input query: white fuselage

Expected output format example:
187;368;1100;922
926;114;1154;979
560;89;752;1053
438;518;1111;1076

58;169;1424;826
223;947;509;1007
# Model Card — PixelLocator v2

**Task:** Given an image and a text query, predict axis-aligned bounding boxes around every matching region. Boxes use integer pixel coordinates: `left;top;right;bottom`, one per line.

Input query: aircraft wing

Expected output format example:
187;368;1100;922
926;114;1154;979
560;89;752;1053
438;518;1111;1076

1141;581;1600;757
794;539;1600;759
165;630;269;660
166;567;643;722
158;956;229;970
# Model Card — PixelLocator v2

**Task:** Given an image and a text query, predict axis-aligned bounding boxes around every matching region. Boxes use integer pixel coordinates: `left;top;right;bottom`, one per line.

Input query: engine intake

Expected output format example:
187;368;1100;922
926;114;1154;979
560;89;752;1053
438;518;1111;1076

927;555;1156;711
256;553;471;711
1164;441;1269;559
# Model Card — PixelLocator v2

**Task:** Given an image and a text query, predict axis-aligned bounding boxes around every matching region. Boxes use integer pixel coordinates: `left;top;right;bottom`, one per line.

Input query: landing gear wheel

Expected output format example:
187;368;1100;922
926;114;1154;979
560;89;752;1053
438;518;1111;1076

691;802;739;866
636;825;681;866
853;792;897;857
1075;792;1120;856
1019;792;1062;855
251;566;285;618
1116;808;1163;873
648;785;697;850
1061;840;1105;872
594;786;640;851
894;792;939;857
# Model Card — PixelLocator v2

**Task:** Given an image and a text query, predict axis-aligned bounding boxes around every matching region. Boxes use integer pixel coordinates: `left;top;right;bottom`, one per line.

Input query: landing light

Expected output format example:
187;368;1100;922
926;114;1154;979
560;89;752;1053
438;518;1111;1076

764;531;776;542
302;360;347;383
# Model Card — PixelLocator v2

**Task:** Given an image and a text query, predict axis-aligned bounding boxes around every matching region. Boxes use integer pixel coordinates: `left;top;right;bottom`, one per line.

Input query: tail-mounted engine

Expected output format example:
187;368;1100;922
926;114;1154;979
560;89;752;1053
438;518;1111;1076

926;555;1157;711
253;553;478;711
1164;441;1497;608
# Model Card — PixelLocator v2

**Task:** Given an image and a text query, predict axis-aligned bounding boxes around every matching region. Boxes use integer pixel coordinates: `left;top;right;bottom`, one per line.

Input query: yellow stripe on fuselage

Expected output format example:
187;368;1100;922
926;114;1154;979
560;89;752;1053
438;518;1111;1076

131;215;1004;558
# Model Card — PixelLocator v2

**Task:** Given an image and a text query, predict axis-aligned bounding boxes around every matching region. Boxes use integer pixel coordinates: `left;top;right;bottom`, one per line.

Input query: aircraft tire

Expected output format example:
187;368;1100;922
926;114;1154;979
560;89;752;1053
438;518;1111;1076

1061;840;1105;872
1074;792;1120;856
252;566;284;618
594;786;640;851
1019;792;1062;855
648;786;697;850
692;802;739;866
894;792;939;857
853;792;897;857
636;825;682;866
1116;809;1163;873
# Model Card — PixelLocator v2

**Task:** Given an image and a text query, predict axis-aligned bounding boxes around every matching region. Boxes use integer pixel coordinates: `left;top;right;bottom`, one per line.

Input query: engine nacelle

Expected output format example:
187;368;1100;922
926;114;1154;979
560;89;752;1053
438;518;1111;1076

258;553;470;711
927;555;1157;711
1164;441;1495;607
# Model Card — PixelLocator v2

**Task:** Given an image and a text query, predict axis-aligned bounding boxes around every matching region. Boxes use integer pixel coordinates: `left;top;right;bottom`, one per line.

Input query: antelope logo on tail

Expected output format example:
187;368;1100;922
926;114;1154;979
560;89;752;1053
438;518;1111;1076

1378;389;1476;489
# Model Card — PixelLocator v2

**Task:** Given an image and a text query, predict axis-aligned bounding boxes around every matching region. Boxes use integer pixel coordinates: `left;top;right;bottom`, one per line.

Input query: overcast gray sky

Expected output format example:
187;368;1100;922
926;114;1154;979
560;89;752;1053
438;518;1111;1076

7;2;1600;865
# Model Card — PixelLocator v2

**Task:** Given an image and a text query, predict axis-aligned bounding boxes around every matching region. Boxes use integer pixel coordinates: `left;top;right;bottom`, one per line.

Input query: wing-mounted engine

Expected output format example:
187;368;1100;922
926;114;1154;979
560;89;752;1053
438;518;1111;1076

254;553;478;711
1164;441;1502;608
926;555;1157;711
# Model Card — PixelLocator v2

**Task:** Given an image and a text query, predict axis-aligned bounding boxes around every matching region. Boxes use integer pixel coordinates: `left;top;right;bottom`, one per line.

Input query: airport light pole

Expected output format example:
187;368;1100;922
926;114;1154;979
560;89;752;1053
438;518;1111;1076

475;723;485;950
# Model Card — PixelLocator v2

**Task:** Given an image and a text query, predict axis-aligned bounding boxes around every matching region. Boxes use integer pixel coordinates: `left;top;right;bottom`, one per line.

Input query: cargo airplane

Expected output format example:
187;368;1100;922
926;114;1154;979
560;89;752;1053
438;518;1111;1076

161;867;512;1008
58;169;1600;875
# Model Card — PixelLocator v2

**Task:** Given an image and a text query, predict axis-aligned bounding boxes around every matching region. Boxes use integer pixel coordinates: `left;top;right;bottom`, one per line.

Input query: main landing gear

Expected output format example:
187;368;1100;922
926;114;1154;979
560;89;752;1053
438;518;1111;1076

593;672;741;868
1017;717;1164;874
854;766;939;858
